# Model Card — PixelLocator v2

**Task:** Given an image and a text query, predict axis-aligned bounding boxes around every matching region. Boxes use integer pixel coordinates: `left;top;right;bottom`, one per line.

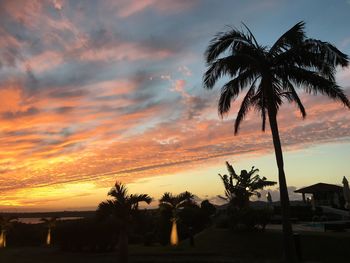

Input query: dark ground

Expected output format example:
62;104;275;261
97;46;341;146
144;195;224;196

0;227;349;263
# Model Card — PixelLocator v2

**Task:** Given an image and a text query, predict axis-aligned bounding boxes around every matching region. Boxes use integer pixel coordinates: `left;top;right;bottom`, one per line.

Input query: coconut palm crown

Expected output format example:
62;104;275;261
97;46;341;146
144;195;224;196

96;181;152;263
204;21;349;132
97;181;152;222
203;21;349;262
159;191;195;214
159;191;196;246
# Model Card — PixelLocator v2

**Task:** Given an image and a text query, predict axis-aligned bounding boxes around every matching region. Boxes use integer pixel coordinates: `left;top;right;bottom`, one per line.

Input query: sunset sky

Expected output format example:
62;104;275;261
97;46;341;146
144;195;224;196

0;0;349;211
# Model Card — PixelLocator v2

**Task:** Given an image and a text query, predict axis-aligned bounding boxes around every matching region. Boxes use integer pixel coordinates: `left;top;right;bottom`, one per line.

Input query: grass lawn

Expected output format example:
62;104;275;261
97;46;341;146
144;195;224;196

0;227;349;262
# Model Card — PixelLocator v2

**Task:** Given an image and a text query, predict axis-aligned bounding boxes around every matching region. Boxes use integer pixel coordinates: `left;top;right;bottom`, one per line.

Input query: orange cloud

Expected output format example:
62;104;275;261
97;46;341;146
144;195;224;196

25;51;64;73
79;42;173;62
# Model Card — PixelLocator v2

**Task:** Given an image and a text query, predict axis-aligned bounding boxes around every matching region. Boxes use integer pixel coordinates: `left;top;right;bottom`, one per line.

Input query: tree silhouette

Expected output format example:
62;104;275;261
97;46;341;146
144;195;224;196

41;217;58;246
0;216;17;248
203;21;349;262
96;182;152;263
218;161;276;209
159;191;195;245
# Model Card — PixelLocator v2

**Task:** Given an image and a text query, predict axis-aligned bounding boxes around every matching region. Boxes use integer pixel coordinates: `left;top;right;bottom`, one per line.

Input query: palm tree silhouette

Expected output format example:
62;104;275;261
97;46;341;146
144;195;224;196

41;217;58;246
203;21;349;262
0;216;17;248
97;181;152;263
159;191;195;246
219;161;276;209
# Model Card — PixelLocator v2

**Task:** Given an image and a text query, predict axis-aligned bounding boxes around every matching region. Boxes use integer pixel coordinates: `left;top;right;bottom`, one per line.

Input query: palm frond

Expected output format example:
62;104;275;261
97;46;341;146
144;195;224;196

269;21;305;55
96;200;119;221
304;39;348;68
218;70;258;116
108;181;129;205
177;191;195;208
288;67;350;108
205;27;256;63
98;182;151;222
225;161;238;179
283;81;306;118
234;83;256;134
203;55;252;89
129;194;152;205
159;192;175;207
241;22;259;48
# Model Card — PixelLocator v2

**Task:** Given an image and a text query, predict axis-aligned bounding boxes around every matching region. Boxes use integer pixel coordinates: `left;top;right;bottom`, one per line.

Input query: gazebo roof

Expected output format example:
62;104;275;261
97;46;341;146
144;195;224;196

295;183;343;194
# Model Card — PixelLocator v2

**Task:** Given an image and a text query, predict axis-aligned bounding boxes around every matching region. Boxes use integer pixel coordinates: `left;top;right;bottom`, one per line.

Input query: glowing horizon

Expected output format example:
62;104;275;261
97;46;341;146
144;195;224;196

0;0;349;212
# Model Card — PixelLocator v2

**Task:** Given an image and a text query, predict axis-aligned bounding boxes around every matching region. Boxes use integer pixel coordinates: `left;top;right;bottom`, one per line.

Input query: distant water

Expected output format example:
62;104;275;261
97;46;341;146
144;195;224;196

18;217;83;224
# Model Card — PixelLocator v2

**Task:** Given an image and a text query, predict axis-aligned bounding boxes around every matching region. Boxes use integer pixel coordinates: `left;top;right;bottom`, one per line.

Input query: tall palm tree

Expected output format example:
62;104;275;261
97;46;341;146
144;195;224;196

97;181;152;263
159;191;195;246
0;216;17;248
41;217;58;246
219;161;276;209
203;21;349;262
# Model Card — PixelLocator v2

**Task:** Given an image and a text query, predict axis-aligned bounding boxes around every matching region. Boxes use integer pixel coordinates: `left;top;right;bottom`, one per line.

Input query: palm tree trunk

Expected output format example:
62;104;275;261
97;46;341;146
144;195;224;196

119;227;129;263
268;109;298;263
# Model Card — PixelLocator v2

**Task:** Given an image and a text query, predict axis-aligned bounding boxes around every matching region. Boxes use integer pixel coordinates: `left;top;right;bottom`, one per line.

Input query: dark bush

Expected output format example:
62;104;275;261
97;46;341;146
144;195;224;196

215;213;230;228
155;206;172;245
56;218;118;252
6;222;46;247
143;232;155;246
130;209;156;244
228;207;272;231
200;200;216;226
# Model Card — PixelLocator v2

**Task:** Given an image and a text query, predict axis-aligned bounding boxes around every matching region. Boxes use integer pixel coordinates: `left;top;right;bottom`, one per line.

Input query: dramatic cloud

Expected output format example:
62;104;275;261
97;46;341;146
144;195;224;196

0;0;349;209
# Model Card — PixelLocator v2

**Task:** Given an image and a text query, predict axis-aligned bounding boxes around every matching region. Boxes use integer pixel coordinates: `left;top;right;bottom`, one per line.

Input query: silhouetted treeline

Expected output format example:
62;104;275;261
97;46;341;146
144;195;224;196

0;210;95;219
0;200;216;251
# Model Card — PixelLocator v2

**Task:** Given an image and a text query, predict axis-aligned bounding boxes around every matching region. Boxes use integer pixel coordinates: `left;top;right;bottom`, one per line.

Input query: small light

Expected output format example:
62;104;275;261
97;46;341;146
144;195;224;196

170;220;179;246
245;187;249;191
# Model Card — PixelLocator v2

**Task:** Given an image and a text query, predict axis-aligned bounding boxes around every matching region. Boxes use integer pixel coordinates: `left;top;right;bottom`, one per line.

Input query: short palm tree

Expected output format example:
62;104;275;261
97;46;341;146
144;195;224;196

97;181;152;263
0;216;17;248
41;217;58;246
159;191;195;246
203;21;349;262
219;161;276;209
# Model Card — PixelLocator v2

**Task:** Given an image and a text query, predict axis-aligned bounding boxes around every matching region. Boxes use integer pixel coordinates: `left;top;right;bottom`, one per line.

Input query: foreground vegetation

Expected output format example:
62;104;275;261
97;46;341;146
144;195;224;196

1;227;349;263
2;162;349;263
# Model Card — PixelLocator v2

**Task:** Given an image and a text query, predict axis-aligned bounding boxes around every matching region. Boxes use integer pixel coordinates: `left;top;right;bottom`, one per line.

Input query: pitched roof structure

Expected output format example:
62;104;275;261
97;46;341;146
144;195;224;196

295;183;343;194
